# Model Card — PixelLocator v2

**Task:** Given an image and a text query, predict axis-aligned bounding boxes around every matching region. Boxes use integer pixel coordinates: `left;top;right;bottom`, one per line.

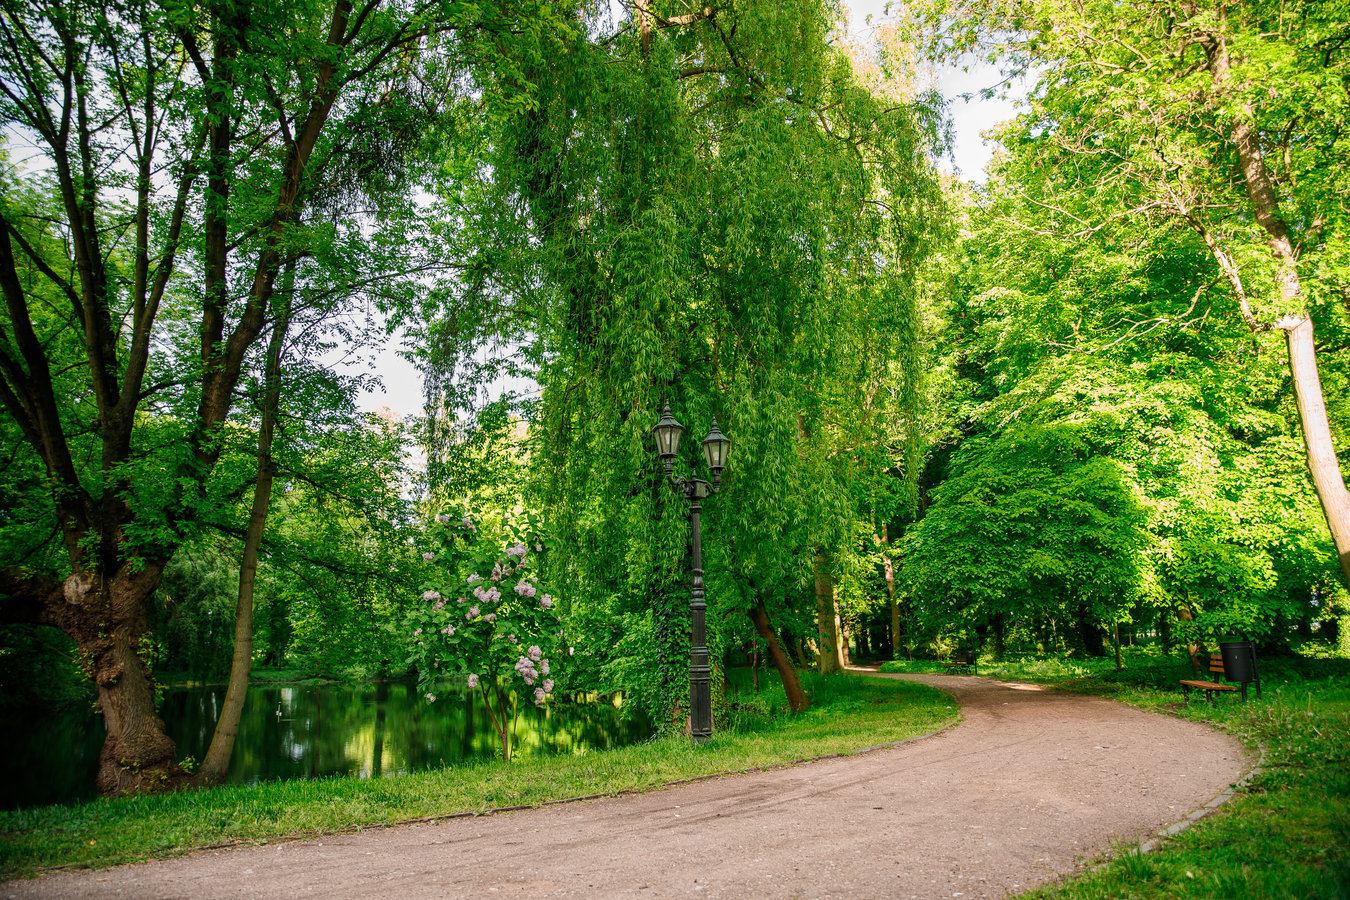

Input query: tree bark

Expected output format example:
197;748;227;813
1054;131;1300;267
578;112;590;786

814;551;843;674
199;264;293;783
748;602;809;712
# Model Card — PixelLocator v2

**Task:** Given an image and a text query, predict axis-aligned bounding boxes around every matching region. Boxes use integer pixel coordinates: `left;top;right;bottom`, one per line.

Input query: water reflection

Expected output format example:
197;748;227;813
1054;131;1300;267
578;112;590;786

3;681;649;809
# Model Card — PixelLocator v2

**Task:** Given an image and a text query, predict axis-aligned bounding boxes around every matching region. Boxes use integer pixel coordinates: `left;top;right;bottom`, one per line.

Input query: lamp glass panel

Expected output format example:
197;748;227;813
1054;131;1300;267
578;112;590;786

654;417;683;458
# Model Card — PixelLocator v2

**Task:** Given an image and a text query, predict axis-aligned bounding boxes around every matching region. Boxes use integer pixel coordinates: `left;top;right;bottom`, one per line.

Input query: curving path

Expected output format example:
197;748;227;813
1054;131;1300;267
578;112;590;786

3;673;1250;899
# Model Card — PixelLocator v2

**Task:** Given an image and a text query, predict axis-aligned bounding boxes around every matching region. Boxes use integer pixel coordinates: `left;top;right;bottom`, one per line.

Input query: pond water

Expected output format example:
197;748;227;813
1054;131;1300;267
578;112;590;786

3;681;651;809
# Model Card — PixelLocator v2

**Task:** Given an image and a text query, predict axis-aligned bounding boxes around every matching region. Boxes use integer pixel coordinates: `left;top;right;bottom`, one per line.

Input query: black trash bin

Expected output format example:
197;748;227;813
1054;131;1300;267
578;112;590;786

1219;639;1260;697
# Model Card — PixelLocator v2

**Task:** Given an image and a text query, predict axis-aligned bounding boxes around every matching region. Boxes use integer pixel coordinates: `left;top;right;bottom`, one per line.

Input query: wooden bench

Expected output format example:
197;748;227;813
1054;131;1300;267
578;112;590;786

1179;652;1253;705
941;650;978;673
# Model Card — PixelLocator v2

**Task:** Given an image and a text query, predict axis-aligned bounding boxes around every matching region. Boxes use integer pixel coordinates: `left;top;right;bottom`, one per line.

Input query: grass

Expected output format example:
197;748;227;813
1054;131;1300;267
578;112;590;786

882;647;1350;900
0;671;953;879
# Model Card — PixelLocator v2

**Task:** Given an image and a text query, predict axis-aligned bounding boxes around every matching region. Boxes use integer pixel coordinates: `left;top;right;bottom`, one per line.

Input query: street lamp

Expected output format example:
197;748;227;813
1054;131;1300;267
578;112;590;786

653;399;731;742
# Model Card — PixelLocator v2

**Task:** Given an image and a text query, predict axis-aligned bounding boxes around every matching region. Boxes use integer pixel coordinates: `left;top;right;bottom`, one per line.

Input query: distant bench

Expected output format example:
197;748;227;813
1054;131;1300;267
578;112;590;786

941;650;978;674
1179;652;1258;705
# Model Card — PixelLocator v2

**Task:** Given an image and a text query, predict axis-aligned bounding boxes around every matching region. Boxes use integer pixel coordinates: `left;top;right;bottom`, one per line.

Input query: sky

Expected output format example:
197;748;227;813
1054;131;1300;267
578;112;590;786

353;3;1024;419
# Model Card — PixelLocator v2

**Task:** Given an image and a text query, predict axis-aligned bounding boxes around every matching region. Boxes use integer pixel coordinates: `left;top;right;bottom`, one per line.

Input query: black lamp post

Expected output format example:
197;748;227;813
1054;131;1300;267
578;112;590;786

653;400;731;742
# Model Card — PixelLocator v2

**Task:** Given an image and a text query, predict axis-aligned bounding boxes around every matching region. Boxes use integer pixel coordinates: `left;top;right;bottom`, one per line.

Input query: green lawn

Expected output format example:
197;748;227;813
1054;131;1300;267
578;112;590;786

0;672;952;878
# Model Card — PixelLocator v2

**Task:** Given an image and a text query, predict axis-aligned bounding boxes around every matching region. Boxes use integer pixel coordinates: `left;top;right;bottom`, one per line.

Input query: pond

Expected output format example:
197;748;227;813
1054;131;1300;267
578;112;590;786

2;681;651;809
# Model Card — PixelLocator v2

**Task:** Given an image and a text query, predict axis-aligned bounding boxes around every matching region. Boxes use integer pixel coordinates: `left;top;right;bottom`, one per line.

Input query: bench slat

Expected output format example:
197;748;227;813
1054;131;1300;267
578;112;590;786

1179;679;1237;691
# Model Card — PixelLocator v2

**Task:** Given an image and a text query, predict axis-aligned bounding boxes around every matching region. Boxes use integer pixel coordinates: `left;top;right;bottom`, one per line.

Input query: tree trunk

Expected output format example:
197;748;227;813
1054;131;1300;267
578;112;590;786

199;269;292;782
65;567;189;795
886;555;899;660
748;602;809;712
814;551;842;674
1283;317;1350;587
1175;605;1204;676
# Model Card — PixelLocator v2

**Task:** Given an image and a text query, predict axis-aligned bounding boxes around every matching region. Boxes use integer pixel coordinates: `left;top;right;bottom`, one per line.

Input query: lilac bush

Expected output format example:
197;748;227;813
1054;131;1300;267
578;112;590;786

407;511;562;761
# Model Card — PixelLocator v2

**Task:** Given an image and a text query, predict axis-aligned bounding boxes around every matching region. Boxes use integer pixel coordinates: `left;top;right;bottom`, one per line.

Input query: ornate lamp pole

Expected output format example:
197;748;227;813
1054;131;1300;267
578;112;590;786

653;400;731;742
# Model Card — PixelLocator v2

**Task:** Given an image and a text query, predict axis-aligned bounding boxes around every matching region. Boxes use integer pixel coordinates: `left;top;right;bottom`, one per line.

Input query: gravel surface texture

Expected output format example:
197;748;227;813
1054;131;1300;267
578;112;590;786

3;672;1250;899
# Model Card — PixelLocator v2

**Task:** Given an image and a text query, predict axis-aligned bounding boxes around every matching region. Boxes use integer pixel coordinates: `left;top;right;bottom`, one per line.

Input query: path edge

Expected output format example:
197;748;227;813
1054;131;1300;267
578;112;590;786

27;676;962;875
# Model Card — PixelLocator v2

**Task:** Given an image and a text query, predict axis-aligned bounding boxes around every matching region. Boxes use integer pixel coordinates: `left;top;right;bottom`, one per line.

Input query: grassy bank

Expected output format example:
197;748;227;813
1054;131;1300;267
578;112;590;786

884;650;1350;899
0;672;952;879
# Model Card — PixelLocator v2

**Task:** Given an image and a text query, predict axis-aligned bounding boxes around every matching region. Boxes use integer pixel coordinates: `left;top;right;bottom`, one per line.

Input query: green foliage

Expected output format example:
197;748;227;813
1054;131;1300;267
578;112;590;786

905;417;1151;640
413;0;949;714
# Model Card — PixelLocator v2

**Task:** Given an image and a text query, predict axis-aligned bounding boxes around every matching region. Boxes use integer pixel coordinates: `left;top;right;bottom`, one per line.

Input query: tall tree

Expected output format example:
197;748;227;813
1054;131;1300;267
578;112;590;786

416;0;946;722
0;0;547;795
905;0;1350;587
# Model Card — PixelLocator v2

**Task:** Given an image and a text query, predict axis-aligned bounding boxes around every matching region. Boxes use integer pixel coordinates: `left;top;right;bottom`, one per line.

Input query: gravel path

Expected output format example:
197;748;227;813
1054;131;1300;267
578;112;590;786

3;672;1250;899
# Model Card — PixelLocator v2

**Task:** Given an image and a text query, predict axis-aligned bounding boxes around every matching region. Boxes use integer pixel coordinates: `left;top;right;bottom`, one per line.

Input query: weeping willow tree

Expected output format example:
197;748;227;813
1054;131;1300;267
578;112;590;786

420;0;947;721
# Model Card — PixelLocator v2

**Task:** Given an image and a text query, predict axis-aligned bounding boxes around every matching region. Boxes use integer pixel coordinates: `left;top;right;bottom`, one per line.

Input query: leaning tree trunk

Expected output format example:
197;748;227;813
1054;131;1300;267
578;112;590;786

1282;316;1350;588
199;272;293;782
748;602;809;712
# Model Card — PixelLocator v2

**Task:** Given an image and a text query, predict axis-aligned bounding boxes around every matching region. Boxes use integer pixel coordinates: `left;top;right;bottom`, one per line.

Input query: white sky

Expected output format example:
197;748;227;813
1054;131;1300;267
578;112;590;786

355;3;1023;418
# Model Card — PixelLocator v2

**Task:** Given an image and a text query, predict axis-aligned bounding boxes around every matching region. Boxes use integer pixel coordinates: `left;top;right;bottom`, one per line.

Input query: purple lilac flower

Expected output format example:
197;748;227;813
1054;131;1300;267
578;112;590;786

413;628;422;637
442;624;455;636
473;586;487;601
433;600;445;610
542;679;554;693
528;645;542;662
436;513;451;525
467;573;481;584
490;563;504;583
514;580;536;598
462;516;475;531
426;693;436;702
540;659;550;675
467;674;480;688
467;605;480;619
535;542;543;553
533;687;546;705
484;613;496;623
540;595;553;609
508;634;518;644
507;542;527;559
422;552;436;562
422;590;441;603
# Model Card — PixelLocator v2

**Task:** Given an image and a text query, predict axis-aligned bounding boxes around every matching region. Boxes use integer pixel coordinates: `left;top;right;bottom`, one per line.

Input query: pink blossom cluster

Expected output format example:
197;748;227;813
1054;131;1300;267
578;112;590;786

514;655;540;684
472;584;501;604
490;562;505;582
436;513;451;525
540;594;553;609
422;552;436;562
506;542;528;559
514;579;538;598
441;624;455;636
467;673;479;688
422;590;441;603
466;605;480;619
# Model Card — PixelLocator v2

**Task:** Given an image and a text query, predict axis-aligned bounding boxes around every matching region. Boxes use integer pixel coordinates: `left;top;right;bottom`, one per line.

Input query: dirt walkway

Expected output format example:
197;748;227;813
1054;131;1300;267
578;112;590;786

3;673;1250;899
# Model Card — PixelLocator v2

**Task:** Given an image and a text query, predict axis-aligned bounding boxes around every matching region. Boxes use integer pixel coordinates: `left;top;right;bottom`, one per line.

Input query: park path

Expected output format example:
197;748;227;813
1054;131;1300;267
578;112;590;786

3;672;1250;899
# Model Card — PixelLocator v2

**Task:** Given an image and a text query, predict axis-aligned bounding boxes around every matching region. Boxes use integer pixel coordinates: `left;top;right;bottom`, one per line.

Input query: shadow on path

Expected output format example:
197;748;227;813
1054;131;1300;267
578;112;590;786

4;672;1250;899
